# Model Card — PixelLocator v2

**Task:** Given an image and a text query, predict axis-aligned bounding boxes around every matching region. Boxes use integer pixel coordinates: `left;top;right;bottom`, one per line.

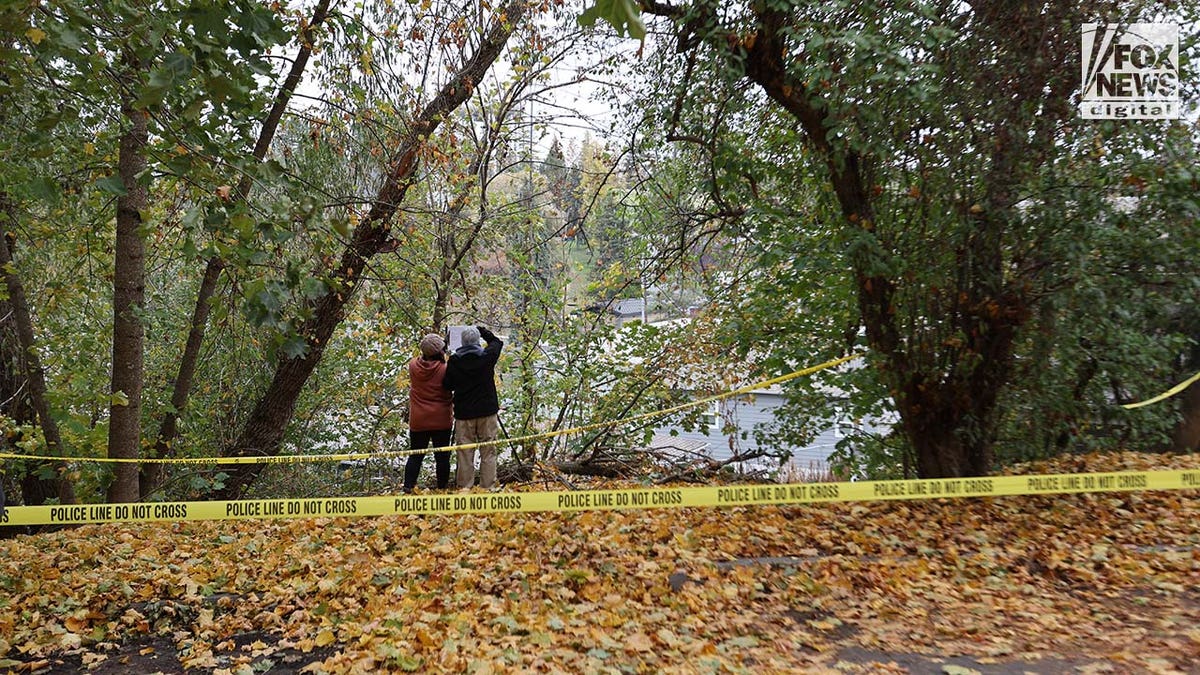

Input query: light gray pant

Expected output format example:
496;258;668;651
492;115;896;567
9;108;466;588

455;414;499;488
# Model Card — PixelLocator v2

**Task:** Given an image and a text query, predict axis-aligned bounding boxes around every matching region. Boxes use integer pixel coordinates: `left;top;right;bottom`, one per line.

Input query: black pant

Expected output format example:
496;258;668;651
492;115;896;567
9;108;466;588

404;429;452;490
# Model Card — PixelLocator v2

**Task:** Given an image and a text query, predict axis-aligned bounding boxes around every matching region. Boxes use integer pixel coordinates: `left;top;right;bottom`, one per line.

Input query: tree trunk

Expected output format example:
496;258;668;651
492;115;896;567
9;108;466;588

1170;325;1200;452
1172;380;1200;452
431;152;491;332
139;257;223;497
0;222;75;507
141;0;334;498
107;79;150;504
214;0;528;499
646;1;1073;477
0;223;77;505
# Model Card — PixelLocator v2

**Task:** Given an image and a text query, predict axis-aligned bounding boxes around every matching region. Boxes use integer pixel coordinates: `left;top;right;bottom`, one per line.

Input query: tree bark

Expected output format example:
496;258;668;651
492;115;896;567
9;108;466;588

428;69;534;331
107;74;150;504
1170;323;1200;452
214;0;528;498
430;169;479;332
0;208;75;506
141;0;335;498
1171;380;1200;452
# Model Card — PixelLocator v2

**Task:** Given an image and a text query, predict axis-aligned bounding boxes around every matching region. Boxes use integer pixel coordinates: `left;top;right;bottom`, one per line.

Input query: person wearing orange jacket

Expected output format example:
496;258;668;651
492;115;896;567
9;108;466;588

403;333;454;493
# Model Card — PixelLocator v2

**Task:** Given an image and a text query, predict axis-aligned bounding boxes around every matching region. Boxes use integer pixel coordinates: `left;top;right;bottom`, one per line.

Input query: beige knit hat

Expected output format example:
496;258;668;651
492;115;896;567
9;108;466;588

418;333;444;357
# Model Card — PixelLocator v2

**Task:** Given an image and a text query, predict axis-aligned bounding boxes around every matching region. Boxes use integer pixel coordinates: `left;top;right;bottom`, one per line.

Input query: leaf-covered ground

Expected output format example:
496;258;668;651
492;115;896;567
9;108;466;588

2;452;1198;674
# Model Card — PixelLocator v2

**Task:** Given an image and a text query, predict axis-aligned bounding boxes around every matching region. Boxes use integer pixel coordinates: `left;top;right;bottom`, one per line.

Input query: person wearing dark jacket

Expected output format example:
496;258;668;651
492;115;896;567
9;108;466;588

442;325;503;488
404;334;454;492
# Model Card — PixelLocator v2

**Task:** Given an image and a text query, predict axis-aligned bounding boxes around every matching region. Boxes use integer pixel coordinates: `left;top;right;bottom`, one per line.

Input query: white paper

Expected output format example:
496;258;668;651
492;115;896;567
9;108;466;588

447;325;469;352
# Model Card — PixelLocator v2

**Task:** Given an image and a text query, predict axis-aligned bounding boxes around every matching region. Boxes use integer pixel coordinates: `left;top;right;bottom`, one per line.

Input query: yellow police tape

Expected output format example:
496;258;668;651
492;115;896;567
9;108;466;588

0;354;863;466
1121;370;1200;409
3;469;1197;526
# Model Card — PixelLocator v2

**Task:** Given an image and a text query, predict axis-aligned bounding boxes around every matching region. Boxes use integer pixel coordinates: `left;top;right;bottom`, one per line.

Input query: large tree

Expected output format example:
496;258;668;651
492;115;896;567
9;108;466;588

607;0;1197;477
7;0;288;502
140;0;334;499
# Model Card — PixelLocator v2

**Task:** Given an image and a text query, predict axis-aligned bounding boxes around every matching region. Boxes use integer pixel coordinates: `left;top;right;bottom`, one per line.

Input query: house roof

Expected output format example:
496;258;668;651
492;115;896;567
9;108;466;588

584;298;645;317
647;434;711;454
612;298;644;317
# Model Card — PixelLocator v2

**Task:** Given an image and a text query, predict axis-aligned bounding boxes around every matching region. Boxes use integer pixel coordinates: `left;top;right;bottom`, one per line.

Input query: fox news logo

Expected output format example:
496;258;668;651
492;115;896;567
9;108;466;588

1081;23;1180;120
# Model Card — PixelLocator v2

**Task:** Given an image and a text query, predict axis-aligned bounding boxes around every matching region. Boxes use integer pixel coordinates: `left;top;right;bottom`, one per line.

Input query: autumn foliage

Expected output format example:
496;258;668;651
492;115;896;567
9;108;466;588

2;451;1198;673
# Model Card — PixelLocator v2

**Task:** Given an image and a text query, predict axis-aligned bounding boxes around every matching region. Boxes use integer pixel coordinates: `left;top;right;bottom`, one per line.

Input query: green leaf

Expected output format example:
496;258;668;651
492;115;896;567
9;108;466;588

578;0;646;41
722;635;760;648
395;655;422;672
300;278;328;300
55;24;85;53
21;177;61;204
331;217;351;239
93;176;128;196
281;337;309;359
134;85;168;109
161;50;195;80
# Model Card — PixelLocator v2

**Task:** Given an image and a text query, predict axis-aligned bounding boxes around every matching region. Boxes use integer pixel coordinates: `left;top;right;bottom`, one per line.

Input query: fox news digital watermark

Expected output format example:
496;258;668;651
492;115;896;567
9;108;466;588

1081;23;1180;120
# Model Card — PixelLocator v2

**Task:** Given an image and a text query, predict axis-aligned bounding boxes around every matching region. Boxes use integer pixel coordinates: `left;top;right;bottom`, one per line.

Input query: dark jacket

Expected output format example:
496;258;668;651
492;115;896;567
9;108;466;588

442;327;503;420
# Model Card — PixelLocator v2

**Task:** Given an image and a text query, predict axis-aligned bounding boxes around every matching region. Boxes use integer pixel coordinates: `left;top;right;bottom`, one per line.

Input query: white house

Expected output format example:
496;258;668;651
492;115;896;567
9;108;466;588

635;318;894;478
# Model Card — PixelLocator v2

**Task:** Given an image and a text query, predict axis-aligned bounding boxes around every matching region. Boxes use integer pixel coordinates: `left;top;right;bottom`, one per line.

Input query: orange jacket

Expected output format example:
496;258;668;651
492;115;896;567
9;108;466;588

409;356;453;432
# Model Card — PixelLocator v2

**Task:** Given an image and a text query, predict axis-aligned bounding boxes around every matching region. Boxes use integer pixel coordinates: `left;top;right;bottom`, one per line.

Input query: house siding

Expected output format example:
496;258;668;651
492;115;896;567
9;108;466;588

655;392;838;466
655;391;895;476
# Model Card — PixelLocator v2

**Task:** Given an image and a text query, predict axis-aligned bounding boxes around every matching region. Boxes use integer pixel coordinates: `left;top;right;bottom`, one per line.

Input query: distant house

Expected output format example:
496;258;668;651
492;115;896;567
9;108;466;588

651;389;891;477
640;318;893;477
584;298;645;327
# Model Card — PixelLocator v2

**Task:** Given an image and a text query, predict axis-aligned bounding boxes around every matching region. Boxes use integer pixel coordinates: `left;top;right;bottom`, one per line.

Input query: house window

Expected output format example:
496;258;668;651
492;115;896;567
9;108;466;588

701;401;721;431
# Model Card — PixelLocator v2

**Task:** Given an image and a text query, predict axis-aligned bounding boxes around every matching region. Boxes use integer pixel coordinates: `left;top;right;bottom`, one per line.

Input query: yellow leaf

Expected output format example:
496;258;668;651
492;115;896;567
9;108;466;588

625;632;653;652
182;653;219;669
26;27;46;44
59;633;81;649
315;630;336;647
416;628;438;648
811;618;844;631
